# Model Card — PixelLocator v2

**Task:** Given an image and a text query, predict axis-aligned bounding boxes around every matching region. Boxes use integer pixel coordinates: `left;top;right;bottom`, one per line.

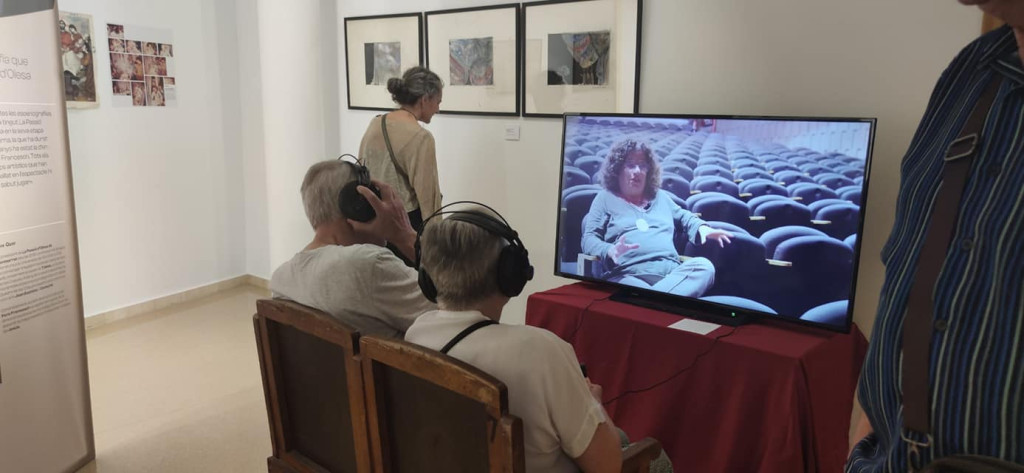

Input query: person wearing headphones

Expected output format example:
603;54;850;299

270;158;435;338
404;203;672;473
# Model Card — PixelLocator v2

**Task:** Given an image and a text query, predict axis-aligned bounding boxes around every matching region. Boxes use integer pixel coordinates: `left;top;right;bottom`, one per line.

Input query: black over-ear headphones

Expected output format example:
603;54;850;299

416;202;534;303
336;154;381;223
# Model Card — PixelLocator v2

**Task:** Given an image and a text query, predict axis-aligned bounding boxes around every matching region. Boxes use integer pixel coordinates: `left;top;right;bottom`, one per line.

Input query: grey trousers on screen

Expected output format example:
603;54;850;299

610;257;716;298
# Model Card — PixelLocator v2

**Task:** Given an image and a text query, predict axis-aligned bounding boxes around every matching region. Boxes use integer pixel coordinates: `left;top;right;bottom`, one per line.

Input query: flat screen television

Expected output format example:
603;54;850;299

555;113;876;332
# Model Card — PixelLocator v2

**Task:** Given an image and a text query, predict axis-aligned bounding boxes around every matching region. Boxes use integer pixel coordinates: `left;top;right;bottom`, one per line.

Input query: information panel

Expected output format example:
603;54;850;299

0;1;95;471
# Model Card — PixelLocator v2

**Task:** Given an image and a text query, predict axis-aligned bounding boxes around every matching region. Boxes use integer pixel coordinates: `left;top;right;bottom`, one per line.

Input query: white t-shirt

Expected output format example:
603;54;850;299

405;310;607;473
270;244;435;338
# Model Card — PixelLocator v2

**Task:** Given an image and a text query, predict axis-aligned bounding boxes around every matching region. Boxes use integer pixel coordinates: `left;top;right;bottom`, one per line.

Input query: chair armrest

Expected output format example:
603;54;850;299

577;253;599;276
767;259;793;267
811;219;832;225
748;216;766;221
622;437;662;473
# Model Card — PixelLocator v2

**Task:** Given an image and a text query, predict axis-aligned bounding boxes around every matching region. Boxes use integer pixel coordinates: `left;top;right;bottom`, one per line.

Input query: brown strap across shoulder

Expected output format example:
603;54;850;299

901;75;1003;446
380;114;412;186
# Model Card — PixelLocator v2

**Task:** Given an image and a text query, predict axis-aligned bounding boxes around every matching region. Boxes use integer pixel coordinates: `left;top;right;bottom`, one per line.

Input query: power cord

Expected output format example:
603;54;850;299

602;324;740;406
563;292;613;342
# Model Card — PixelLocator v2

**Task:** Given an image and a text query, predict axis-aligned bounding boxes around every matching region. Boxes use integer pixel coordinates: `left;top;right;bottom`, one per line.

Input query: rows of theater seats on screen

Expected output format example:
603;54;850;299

560;121;865;325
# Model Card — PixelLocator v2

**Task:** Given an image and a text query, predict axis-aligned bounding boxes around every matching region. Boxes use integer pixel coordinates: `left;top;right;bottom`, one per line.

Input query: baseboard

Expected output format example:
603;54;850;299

84;275;271;331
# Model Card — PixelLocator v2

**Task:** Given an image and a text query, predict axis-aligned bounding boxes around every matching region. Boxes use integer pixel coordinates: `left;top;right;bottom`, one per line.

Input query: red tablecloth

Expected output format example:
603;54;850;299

525;283;868;473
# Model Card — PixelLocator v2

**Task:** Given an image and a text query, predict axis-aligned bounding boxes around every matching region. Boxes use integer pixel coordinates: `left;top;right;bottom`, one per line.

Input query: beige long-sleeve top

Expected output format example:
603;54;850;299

358;115;442;217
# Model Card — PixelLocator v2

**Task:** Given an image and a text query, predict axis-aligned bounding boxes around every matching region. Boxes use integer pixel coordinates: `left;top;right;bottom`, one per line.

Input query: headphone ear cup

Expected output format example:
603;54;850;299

338;181;376;222
496;246;532;297
418;268;438;303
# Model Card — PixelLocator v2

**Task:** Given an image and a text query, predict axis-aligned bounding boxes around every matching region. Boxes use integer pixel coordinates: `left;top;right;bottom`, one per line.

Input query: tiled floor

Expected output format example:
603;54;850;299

75;284;272;473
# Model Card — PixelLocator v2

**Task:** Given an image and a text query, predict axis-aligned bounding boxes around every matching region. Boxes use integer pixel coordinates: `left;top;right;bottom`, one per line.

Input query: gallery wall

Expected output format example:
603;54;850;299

61;0;982;333
328;0;981;333
61;0;249;316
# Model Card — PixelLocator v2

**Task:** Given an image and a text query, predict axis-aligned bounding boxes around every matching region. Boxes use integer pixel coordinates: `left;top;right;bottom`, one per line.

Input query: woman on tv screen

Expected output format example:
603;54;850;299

582;139;734;296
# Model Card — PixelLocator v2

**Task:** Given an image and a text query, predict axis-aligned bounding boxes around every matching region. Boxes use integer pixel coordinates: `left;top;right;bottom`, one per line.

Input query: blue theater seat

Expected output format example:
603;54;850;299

747;194;791;214
798;164;830;177
814;203;861;239
753;200;813;233
739;179;788;199
807;198;850;216
768;236;855;316
685;232;768;299
773;170;815;186
692;176;740;198
759;225;829;259
574;156;605;178
843;233;857;249
765;162;801;174
564;146;586;163
691;194;751;229
559;188;600;265
662;164;694;182
840;188;862;205
563;167;591;189
694;164;733;180
789;184;840;204
661;174;692;201
800;300;849;327
816;173;857;190
736;169;774;182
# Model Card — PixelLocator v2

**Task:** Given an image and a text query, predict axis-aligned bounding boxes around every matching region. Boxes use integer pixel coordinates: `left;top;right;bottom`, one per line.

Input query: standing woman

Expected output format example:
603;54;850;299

359;66;444;231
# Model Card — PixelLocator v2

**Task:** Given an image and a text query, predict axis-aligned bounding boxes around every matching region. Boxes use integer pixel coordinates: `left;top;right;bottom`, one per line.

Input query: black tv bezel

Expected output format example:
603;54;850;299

553;112;878;334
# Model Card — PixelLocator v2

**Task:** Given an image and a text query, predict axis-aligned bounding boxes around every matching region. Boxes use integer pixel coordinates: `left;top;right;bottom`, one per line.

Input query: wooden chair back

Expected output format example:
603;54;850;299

254;299;370;473
359;336;524;473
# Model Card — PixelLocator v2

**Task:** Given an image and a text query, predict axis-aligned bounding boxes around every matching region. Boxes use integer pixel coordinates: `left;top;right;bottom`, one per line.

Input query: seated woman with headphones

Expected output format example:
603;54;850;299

404;203;672;473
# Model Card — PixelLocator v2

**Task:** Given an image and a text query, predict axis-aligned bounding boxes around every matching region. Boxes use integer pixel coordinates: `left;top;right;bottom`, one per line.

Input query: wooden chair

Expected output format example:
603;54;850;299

359;336;663;473
254;299;371;473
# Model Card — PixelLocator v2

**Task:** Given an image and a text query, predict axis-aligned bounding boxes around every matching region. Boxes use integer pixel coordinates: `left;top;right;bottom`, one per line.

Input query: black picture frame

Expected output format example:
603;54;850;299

425;4;521;116
521;0;643;118
344;12;424;111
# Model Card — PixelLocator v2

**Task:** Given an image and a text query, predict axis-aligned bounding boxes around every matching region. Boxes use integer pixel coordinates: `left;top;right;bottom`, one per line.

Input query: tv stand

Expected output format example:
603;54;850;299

609;289;754;327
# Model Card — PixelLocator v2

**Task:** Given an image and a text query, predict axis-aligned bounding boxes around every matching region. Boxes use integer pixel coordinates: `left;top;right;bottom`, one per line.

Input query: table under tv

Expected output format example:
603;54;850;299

525;282;867;473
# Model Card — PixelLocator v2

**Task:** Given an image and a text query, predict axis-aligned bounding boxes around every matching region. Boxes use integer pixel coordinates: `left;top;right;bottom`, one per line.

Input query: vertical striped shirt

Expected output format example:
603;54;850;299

847;26;1024;472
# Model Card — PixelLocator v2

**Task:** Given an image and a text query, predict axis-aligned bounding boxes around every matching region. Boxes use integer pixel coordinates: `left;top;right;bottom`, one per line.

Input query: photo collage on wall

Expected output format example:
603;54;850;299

107;23;177;107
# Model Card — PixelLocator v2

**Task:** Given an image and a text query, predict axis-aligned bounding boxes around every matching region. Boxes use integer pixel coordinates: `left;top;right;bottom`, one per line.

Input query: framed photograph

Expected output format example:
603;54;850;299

425;4;520;116
59;11;99;108
522;0;642;118
344;12;424;111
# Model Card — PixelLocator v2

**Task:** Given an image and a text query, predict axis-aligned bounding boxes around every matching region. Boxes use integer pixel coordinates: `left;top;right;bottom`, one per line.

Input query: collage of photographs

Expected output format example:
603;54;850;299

106;23;176;107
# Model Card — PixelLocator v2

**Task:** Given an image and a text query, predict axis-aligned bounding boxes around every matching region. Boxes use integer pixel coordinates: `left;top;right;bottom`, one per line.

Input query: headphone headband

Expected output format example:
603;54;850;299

415;201;533;302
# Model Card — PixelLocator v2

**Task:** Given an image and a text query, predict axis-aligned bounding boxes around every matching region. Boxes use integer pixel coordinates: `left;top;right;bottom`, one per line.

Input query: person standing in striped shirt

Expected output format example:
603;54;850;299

847;1;1024;472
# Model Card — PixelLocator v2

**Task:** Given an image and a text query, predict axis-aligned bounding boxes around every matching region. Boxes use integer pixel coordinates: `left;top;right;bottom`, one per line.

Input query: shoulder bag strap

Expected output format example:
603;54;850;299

440;320;498;355
380;114;413;186
901;75;1003;466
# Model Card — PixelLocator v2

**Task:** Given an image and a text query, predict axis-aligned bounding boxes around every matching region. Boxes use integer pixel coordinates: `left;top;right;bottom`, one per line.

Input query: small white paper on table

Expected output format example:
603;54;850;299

668;318;721;335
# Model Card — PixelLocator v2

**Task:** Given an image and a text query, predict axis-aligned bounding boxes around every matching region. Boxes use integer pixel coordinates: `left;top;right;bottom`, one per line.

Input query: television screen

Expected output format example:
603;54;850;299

555;114;876;332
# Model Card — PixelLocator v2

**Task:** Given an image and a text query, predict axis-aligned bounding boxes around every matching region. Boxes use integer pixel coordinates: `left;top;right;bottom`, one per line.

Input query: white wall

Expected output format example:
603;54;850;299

62;0;984;331
639;0;979;335
331;0;982;333
63;0;250;316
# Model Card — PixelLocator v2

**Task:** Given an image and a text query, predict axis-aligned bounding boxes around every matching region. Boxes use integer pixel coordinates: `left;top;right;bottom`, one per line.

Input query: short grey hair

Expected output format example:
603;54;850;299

301;160;354;229
387;66;444;105
420;209;504;310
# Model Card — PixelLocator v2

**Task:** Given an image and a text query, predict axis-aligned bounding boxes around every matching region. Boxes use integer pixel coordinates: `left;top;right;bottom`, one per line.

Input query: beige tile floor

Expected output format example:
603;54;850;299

75;284;272;473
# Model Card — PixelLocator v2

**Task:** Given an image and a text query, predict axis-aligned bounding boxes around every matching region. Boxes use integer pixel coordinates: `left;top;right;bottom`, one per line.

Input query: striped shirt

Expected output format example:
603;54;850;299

847;26;1024;472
